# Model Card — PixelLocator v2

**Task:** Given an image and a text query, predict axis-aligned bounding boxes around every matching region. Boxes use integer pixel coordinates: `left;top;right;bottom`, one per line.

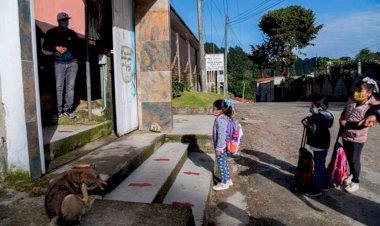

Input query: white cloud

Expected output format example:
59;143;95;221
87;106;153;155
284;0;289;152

303;6;380;58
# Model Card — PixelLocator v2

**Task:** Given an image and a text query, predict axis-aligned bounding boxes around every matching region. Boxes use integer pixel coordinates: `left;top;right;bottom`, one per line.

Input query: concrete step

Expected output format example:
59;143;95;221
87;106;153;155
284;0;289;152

44;120;113;161
105;142;189;203
163;152;214;226
82;200;195;226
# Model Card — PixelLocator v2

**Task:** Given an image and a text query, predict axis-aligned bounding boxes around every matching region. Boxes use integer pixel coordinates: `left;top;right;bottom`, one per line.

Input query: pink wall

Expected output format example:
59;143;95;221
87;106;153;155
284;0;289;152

34;0;85;35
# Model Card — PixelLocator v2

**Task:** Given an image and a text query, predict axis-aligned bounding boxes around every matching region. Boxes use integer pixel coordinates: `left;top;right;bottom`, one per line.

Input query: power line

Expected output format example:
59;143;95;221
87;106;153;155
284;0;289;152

222;0;226;15
205;0;223;49
229;0;274;21
237;0;242;42
229;0;284;25
203;0;210;43
210;1;213;51
229;0;284;24
226;0;229;16
211;0;224;17
230;25;243;47
332;42;380;58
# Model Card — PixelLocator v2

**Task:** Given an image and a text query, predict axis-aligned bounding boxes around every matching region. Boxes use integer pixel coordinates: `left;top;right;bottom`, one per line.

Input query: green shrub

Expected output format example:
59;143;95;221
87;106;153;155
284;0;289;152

182;79;191;91
172;80;185;98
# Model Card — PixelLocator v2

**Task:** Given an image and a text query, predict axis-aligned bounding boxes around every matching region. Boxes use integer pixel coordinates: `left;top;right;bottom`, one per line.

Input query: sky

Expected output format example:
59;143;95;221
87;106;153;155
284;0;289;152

170;0;380;59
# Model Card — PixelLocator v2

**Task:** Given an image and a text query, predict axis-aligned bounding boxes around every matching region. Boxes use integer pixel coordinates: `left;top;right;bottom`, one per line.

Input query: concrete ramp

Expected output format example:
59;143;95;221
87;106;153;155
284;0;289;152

163;152;214;226
105;142;188;203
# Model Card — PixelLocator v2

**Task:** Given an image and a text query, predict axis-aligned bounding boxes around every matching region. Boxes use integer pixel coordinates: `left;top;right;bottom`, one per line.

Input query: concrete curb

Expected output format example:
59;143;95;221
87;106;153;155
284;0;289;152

44;121;113;161
173;106;213;115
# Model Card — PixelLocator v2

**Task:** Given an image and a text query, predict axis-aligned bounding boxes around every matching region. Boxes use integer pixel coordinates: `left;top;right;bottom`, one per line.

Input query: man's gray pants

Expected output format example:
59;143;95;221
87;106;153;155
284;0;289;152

54;61;78;112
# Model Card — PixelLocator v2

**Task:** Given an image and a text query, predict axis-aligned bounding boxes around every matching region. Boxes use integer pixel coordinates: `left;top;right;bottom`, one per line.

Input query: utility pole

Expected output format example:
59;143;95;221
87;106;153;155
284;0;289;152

242;81;245;102
224;15;228;97
85;0;92;120
176;32;181;81
197;0;207;92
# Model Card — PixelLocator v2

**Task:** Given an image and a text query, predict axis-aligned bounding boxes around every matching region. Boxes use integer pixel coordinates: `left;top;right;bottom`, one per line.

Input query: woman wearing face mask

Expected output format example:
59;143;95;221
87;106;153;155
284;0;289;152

301;95;334;197
43;12;79;119
339;77;380;193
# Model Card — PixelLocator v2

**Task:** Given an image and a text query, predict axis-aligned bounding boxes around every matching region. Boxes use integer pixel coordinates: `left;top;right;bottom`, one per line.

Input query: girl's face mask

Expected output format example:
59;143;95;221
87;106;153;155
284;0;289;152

353;91;365;102
309;107;319;115
353;88;371;103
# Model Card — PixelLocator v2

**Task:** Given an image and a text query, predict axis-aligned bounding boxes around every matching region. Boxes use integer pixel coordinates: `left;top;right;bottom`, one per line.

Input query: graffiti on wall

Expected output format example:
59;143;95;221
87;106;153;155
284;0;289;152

121;45;136;96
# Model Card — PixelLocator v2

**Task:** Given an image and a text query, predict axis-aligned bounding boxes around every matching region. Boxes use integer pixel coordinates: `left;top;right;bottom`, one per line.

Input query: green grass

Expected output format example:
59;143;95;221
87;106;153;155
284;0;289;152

172;91;225;107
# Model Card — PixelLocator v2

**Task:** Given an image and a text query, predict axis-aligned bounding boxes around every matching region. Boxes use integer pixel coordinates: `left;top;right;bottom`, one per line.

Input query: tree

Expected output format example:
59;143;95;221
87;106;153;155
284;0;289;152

204;42;221;54
318;57;329;71
258;6;323;76
228;46;247;78
293;57;316;75
250;44;270;77
340;56;352;63
227;46;258;99
356;48;375;63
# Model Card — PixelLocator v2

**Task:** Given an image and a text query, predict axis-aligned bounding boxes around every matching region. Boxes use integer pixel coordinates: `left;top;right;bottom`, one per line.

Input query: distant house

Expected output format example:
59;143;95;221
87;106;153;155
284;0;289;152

253;77;274;102
170;7;199;90
273;76;285;86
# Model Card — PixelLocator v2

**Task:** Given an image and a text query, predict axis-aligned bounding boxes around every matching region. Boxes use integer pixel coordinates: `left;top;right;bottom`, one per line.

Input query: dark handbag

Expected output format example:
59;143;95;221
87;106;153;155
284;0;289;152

291;127;314;193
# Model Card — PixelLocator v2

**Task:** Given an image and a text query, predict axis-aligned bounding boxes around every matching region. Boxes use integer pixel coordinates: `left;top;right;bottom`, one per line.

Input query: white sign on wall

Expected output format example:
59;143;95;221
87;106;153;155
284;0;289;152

206;54;224;71
217;74;224;83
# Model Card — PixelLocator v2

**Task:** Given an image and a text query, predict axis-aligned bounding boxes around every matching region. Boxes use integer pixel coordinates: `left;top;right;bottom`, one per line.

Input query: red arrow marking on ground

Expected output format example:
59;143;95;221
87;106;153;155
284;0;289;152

153;158;170;161
128;183;152;187
183;171;200;176
71;165;92;170
172;201;194;207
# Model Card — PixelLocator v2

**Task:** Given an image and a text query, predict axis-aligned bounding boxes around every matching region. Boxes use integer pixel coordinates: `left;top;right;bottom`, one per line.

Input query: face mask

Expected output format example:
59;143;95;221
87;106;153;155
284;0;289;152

60;20;69;28
309;107;319;115
353;91;365;102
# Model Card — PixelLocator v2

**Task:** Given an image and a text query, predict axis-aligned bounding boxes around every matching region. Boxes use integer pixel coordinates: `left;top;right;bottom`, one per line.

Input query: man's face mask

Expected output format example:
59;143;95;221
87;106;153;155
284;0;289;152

59;20;69;28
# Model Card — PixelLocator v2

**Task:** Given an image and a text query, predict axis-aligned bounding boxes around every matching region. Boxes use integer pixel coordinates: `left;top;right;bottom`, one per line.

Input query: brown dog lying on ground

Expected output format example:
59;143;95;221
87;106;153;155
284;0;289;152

45;164;107;226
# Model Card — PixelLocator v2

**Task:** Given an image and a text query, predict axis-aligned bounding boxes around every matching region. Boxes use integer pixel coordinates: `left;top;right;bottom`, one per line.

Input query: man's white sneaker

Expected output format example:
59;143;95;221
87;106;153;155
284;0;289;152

345;182;359;193
213;182;229;191
227;179;233;186
343;174;353;186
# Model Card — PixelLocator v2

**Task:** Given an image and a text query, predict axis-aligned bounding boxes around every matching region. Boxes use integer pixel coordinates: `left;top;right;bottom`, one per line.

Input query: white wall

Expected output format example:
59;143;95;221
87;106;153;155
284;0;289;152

0;1;30;173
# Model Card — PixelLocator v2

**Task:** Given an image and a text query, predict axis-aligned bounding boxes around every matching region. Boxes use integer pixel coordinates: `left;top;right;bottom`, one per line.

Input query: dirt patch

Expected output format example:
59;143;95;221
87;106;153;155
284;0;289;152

0;183;48;225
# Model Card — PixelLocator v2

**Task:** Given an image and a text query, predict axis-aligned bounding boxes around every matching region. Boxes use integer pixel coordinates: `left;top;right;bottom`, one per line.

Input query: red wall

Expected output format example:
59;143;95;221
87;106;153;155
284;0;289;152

34;0;85;35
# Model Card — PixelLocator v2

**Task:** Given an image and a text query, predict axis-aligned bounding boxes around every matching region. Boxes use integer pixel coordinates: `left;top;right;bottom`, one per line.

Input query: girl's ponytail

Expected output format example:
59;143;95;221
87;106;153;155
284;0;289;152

223;99;233;117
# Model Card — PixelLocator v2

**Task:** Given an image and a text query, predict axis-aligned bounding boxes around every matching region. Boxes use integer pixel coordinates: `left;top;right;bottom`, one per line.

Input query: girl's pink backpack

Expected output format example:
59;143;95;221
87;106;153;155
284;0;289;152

227;117;243;155
328;142;348;185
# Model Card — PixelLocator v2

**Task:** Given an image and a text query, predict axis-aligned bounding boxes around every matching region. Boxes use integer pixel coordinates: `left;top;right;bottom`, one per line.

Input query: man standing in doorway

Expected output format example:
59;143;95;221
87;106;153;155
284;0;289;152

43;12;79;119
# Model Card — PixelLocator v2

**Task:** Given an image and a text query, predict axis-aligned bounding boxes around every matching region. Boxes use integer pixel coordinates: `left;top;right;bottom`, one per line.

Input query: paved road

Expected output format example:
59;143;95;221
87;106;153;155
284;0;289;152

209;102;380;226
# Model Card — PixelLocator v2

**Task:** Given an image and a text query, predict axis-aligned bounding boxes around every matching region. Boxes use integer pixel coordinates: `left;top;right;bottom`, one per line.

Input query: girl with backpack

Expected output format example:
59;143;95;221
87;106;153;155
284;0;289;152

212;99;234;191
339;77;380;193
